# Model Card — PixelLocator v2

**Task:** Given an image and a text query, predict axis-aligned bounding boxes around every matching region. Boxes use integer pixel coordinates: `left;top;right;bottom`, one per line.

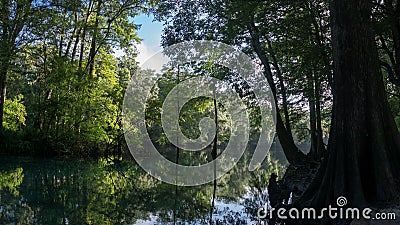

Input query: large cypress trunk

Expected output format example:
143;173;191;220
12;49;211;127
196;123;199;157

300;0;400;208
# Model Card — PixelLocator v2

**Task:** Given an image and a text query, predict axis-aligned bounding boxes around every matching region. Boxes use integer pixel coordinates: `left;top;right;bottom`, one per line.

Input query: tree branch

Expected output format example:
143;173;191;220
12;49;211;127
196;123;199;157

380;59;400;86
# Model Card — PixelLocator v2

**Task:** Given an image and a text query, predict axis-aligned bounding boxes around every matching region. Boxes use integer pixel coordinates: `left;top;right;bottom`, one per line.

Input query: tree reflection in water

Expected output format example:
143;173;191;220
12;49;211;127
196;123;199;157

0;154;286;225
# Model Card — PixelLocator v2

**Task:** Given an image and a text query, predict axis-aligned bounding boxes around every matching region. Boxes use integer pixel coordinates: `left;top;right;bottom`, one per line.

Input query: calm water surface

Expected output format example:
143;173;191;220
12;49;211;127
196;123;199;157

0;155;286;224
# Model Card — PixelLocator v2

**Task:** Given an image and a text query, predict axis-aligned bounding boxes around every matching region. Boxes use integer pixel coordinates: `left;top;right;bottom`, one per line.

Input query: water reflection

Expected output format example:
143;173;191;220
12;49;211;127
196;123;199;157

0;155;286;225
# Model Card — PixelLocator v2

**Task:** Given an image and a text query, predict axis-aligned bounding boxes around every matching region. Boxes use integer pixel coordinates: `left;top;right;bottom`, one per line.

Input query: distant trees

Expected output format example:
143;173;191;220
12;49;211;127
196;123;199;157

154;0;334;164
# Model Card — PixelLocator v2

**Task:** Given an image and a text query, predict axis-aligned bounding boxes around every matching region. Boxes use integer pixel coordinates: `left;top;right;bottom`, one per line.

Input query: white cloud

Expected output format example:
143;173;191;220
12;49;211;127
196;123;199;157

113;48;125;58
112;42;161;66
113;42;166;73
135;42;169;74
136;42;160;66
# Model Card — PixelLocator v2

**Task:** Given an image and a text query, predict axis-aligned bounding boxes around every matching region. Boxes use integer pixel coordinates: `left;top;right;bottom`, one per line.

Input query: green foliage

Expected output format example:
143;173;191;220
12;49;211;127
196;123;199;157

0;168;24;196
0;0;398;160
387;85;400;130
154;0;333;145
142;61;269;167
3;94;26;131
1;0;145;155
0;156;286;224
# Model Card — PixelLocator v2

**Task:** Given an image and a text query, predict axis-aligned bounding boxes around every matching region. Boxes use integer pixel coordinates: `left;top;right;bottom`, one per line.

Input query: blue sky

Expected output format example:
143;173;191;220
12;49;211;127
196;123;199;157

132;14;164;64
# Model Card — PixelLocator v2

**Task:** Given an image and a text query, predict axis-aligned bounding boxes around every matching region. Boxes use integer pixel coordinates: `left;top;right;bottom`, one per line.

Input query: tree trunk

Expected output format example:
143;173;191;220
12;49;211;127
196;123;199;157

71;26;82;62
308;1;334;89
78;0;93;72
0;3;9;131
266;38;293;138
248;19;307;165
0;40;10;131
174;66;180;225
0;70;6;130
314;70;325;159
65;12;78;58
209;92;218;224
308;69;325;161
300;0;400;208
307;70;319;160
88;0;102;77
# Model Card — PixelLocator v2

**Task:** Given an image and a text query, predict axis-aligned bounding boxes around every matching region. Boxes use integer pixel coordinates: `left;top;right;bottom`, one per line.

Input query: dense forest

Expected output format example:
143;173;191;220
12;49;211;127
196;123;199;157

0;0;147;157
0;0;400;224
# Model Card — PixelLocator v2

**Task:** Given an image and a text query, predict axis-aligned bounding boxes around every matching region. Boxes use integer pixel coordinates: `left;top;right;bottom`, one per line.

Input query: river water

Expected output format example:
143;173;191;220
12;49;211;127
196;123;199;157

0;156;286;224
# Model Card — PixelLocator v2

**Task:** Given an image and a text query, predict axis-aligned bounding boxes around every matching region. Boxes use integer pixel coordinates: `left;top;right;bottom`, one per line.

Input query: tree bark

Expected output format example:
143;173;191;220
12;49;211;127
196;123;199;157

266;38;293;138
307;70;319;161
300;0;400;208
308;69;325;161
0;70;6;130
71;25;82;62
78;0;93;72
210;90;218;224
314;70;325;159
308;1;334;90
248;19;307;165
88;0;102;77
0;37;9;131
65;12;78;58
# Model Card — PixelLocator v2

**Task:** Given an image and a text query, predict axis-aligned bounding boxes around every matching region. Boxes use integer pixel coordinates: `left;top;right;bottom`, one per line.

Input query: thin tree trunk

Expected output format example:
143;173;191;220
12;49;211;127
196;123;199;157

308;1;334;90
248;19;307;165
209;89;218;225
0;2;10;131
174;66;180;225
59;35;64;57
78;0;93;72
88;0;102;76
0;40;10;131
266;38;293;138
314;70;325;158
307;70;319;161
308;69;325;161
307;1;328;159
0;71;6;130
71;26;82;62
65;12;78;58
